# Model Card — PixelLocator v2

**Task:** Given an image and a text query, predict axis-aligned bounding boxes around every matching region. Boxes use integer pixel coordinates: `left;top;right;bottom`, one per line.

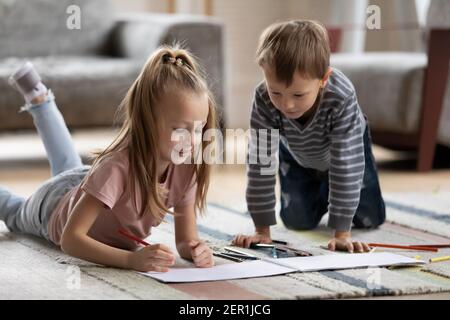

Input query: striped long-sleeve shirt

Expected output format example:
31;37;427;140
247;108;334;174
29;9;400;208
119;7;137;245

246;68;366;232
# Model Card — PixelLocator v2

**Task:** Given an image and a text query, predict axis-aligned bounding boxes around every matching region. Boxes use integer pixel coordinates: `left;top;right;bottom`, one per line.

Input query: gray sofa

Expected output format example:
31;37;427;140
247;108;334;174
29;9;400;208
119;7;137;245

0;0;225;131
331;0;450;171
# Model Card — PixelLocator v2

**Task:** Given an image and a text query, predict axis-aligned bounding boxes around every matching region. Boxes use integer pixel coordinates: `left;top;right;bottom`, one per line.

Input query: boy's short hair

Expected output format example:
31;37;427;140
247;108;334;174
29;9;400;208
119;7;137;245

256;20;330;86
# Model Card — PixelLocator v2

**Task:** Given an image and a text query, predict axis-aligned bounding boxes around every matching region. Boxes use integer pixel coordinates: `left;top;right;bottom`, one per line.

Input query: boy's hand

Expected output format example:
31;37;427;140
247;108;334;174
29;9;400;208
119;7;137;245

128;243;175;272
232;226;272;248
328;231;371;253
189;240;214;268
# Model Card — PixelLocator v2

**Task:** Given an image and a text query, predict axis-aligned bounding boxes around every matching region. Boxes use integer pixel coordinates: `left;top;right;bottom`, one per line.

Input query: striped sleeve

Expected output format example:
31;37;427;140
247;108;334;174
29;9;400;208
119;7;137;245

327;93;365;232
246;88;279;226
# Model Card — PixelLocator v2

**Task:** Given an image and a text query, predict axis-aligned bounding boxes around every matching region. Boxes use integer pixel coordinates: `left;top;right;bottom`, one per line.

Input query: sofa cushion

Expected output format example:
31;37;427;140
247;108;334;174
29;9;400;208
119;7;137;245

331;52;450;147
427;0;450;29
331;52;426;133
0;56;141;130
0;0;115;58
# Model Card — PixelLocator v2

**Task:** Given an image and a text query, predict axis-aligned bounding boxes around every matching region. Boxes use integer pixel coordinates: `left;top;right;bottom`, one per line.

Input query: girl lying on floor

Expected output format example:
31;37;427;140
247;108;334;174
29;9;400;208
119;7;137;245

0;45;217;272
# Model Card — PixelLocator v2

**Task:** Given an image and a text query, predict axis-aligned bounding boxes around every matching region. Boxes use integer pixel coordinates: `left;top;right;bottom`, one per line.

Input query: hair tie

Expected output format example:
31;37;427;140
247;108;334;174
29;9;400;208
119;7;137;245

176;58;184;66
163;55;184;67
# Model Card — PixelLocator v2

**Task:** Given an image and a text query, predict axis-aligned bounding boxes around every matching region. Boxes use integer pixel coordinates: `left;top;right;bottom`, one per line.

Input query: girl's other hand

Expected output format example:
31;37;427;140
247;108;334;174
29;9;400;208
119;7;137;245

189;240;214;268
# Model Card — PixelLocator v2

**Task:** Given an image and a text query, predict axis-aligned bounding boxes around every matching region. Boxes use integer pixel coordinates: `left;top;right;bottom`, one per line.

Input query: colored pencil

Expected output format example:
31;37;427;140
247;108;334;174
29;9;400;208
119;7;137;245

224;246;259;258
407;244;450;249
272;239;288;245
250;243;275;249
429;255;450;263
117;228;150;246
212;252;243;262
368;243;438;252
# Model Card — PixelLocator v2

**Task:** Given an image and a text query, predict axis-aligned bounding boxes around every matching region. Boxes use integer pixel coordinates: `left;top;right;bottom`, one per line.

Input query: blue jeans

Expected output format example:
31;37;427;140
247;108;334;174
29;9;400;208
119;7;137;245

0;92;88;241
278;127;386;231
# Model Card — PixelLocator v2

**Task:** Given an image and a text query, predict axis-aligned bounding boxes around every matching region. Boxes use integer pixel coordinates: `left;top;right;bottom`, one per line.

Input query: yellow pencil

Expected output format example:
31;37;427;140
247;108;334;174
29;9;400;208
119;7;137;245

429;255;450;263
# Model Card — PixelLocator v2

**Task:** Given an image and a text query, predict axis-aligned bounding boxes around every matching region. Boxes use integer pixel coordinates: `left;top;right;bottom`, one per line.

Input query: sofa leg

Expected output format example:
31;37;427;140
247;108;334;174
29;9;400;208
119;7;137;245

416;30;450;172
417;140;435;172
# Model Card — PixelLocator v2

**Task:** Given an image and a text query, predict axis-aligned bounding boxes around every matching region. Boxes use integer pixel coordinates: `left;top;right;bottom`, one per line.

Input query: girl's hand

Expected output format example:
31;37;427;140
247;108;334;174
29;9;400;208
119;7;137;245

328;231;371;253
189;240;214;268
128;243;175;272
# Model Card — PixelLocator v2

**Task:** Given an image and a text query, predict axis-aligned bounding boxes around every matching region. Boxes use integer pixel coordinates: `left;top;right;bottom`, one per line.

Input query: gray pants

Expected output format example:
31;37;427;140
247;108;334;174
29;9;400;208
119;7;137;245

0;92;89;242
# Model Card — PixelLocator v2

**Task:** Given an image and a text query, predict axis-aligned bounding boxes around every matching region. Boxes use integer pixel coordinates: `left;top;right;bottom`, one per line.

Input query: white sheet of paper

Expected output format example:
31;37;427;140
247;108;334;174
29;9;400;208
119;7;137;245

139;260;293;283
263;252;425;272
139;252;424;283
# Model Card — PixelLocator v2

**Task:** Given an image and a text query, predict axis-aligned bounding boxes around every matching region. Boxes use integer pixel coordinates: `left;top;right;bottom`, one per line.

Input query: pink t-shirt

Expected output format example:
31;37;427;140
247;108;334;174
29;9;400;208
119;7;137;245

47;149;197;250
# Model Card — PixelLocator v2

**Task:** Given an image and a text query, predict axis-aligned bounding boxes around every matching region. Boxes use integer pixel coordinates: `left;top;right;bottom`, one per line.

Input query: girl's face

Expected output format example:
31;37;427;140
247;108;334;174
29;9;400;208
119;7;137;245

158;88;210;164
262;64;325;120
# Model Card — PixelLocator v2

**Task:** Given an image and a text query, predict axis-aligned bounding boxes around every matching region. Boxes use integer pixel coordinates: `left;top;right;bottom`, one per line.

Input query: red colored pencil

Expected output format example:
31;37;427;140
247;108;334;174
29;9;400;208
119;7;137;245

118;228;150;246
368;243;438;252
407;244;450;249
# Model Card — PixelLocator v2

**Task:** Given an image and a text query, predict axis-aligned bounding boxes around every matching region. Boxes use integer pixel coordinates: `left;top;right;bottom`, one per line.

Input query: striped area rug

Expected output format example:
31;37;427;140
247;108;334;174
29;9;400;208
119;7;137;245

183;201;450;299
382;192;450;280
2;195;450;299
383;192;450;238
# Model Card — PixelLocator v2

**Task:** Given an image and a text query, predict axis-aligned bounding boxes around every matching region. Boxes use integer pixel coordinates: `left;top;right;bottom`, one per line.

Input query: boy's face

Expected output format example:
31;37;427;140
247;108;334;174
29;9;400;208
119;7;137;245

262;64;327;120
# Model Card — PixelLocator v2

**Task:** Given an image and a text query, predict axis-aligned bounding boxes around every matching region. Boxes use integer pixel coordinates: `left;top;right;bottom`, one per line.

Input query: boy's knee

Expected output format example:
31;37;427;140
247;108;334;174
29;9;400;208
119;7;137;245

280;206;321;230
353;205;386;229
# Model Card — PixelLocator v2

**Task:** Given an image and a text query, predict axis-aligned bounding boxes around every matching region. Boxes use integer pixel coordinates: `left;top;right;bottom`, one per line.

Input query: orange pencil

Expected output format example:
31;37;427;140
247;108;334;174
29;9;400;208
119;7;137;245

407;244;450;249
368;243;438;252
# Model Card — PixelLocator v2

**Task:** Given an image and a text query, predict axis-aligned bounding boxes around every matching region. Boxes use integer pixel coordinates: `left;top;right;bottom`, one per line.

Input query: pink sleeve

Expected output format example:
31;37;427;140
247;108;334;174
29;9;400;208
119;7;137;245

81;158;126;209
176;174;198;207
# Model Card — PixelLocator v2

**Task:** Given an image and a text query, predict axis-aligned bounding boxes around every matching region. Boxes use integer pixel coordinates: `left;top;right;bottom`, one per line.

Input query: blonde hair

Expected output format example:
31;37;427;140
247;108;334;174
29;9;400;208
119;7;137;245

90;45;217;222
256;20;330;86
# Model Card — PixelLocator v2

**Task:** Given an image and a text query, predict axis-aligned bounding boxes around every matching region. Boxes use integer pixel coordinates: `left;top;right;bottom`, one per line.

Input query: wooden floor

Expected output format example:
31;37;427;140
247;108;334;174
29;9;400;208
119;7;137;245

2;128;450;196
2;146;450;219
209;143;450;208
1;129;450;223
